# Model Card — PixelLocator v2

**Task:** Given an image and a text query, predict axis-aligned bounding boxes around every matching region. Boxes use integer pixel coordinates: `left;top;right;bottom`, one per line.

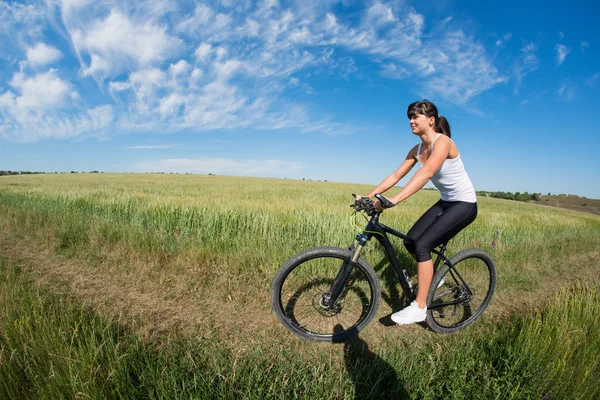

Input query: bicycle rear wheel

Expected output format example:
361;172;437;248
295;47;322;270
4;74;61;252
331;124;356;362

426;248;496;333
271;247;380;342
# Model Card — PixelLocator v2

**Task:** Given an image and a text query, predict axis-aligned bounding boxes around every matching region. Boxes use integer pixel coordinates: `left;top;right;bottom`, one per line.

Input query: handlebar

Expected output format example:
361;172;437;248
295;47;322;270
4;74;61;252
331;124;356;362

350;193;394;216
374;193;394;208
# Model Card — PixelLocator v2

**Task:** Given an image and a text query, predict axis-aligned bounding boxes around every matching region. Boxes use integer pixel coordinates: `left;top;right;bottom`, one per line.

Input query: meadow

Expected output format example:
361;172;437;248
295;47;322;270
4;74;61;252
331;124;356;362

0;173;599;399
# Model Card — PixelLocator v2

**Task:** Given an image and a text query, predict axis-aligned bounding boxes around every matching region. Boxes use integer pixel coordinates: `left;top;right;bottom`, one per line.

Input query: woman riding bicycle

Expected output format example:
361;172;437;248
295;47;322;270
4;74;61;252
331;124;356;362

358;100;477;326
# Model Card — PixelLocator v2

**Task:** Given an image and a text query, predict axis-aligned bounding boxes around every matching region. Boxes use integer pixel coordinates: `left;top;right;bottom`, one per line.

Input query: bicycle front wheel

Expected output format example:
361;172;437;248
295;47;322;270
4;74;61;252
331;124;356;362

426;248;496;333
271;247;381;342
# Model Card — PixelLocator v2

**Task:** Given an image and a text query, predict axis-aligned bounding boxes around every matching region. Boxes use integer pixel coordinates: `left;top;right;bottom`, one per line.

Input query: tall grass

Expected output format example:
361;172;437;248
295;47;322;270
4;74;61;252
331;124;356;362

1;174;599;398
2;174;598;266
1;258;598;399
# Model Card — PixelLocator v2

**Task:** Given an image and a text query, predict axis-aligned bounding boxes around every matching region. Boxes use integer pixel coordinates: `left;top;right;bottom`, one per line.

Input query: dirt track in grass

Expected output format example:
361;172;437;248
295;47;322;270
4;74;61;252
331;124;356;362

2;228;598;354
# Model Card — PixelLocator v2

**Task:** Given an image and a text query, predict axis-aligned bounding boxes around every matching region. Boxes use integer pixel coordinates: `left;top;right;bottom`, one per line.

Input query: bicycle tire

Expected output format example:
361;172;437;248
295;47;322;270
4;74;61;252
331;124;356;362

426;248;496;334
271;246;381;342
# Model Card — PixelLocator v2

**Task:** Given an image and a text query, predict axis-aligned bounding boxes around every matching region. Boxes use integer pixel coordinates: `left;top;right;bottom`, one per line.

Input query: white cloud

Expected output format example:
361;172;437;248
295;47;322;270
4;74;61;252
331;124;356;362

169;60;190;77
195;43;213;60
177;4;214;35
26;43;62;67
191;68;203;81
60;0;91;15
0;2;47;62
555;44;571;66
215;46;228;60
135;157;304;176
71;9;182;77
9;70;70;110
158;93;186;116
109;81;131;92
366;2;396;27
215;59;243;81
1;1;514;141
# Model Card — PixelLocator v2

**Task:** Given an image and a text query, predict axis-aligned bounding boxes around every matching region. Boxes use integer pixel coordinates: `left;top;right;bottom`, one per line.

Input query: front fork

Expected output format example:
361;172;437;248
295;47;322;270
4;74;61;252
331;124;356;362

322;235;367;308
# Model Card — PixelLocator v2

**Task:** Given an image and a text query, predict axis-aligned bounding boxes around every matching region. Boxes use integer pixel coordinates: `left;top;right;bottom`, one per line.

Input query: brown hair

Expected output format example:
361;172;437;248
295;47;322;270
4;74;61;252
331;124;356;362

407;100;451;138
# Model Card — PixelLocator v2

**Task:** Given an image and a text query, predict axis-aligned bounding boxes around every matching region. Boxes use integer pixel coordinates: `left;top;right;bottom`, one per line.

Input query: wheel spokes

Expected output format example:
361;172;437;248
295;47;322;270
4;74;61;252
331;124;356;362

280;258;373;336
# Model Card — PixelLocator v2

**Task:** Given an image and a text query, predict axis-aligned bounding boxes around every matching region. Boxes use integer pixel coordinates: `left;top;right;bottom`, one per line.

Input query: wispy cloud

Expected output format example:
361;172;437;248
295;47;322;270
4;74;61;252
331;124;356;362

422;30;507;103
580;41;589;53
555;44;571;66
586;73;600;88
135;157;304;176
514;41;539;94
0;0;508;141
557;82;575;100
0;2;47;53
495;32;512;47
127;145;177;149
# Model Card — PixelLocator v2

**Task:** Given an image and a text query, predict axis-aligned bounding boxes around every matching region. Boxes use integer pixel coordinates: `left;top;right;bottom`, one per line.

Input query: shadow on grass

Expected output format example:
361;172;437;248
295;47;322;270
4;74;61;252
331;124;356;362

337;325;410;399
371;242;417;315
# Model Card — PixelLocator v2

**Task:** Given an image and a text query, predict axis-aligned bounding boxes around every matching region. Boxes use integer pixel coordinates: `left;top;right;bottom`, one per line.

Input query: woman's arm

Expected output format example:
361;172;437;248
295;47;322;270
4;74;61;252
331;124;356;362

366;146;418;198
388;136;451;205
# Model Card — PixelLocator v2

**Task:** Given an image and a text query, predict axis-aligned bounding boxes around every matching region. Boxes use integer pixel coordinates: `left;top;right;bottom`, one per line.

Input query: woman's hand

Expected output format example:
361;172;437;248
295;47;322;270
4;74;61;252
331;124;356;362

373;198;383;212
375;194;399;211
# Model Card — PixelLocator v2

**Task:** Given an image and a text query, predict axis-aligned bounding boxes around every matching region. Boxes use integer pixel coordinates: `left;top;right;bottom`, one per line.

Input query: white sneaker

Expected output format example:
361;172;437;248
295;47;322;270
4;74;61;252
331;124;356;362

391;301;427;325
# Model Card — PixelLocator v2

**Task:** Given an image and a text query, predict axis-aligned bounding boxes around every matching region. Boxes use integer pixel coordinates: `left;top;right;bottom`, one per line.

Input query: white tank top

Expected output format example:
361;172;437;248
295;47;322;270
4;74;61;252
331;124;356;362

416;134;477;203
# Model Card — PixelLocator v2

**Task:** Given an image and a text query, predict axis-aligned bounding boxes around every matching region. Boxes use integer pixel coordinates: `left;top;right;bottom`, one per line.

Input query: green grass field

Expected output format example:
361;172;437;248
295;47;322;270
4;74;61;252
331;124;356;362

1;173;599;399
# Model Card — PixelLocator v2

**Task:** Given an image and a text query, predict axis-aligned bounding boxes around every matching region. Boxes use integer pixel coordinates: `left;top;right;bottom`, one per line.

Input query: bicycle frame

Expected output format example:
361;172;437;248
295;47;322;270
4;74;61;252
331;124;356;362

324;211;460;309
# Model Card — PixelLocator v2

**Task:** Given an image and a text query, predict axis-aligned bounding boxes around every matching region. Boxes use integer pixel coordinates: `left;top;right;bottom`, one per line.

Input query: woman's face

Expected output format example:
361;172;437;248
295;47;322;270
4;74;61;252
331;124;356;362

409;113;434;135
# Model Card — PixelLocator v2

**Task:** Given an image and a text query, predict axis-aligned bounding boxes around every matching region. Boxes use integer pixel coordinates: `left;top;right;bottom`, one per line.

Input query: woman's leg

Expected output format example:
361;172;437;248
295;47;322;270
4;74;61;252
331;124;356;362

392;201;477;324
412;202;477;264
415;260;434;308
403;200;445;256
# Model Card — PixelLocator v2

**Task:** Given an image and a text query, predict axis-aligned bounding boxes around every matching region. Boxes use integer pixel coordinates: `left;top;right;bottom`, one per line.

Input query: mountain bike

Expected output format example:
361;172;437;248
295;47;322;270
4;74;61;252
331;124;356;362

271;194;497;342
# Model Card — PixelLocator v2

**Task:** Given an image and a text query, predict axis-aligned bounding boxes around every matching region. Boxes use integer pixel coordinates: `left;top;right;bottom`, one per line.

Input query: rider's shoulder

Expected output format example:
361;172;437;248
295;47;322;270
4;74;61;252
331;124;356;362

408;144;419;156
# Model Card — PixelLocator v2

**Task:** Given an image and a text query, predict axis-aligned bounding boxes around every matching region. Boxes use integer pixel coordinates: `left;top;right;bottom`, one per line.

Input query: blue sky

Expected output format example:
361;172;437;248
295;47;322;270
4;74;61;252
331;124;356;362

1;0;599;198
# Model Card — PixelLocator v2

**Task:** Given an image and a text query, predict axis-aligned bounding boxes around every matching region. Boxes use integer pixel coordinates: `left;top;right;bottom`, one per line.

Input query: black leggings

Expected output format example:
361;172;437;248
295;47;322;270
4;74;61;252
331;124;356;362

403;200;478;262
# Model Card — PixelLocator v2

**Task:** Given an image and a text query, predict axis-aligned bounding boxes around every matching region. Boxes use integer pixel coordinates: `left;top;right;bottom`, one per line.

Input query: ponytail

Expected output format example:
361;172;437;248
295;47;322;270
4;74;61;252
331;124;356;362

436;115;451;138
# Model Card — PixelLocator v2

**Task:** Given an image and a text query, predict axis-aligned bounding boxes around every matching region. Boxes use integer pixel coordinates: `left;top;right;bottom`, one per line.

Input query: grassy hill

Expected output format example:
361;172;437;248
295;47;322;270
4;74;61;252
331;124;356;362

537;194;600;216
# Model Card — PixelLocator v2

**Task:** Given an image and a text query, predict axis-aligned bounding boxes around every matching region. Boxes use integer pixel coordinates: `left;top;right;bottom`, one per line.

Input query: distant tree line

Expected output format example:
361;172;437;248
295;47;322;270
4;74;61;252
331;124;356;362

0;170;44;175
1;171;102;175
477;191;540;202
